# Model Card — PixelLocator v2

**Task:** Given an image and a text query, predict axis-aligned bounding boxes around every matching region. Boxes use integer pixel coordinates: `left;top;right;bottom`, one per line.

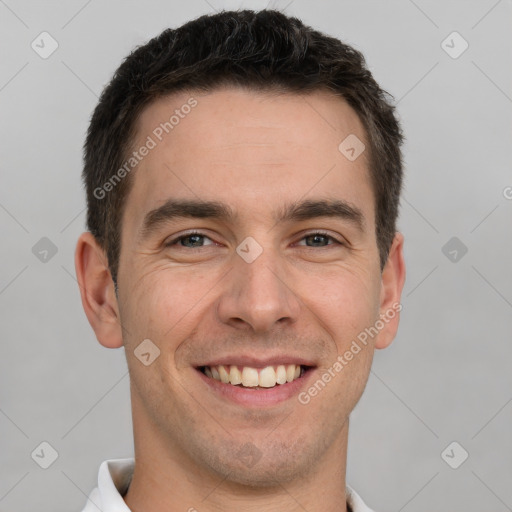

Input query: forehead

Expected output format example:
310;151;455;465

125;87;374;232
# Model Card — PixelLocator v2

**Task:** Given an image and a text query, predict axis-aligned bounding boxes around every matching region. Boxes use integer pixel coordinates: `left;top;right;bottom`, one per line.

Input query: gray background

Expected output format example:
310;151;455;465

1;0;511;510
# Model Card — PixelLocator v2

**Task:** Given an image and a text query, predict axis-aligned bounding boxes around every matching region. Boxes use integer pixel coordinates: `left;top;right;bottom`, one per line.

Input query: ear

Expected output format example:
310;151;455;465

374;232;406;350
75;231;123;348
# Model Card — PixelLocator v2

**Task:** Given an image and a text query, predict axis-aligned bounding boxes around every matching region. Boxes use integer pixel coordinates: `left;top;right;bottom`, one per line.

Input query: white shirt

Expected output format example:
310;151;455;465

81;458;376;512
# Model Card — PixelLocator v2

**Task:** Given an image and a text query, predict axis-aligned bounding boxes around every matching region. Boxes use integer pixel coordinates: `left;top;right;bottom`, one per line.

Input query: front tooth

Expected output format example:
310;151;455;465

286;364;296;383
259;366;277;387
218;365;230;383
294;365;301;379
276;365;287;385
229;365;242;385
242;367;259;387
211;366;221;381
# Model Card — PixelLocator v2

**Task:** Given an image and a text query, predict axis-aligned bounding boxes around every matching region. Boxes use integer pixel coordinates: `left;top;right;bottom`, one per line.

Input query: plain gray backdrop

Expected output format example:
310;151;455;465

1;1;511;511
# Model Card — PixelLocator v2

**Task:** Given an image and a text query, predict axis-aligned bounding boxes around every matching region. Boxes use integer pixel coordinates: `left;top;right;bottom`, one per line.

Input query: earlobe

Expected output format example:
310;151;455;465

374;232;406;350
74;232;123;349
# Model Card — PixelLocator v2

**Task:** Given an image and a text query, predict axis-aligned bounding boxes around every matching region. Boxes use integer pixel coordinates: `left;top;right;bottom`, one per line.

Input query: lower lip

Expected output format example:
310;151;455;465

196;368;316;407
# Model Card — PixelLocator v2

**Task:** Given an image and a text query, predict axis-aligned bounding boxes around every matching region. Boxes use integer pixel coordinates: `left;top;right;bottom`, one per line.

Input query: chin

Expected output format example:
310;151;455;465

216;460;302;488
197;436;316;488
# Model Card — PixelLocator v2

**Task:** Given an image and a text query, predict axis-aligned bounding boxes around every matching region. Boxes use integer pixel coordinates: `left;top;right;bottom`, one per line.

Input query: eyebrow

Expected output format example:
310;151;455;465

138;197;365;241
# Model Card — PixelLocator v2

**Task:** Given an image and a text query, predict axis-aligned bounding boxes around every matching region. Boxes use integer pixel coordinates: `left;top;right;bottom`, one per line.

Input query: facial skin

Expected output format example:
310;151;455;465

75;87;405;512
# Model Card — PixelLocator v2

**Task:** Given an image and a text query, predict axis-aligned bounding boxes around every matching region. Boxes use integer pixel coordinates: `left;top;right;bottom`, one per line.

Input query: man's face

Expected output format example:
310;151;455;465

114;87;396;485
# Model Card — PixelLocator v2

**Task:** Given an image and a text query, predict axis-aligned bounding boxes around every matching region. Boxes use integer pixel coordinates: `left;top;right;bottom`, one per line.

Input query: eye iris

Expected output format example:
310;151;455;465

183;234;203;247
307;234;329;247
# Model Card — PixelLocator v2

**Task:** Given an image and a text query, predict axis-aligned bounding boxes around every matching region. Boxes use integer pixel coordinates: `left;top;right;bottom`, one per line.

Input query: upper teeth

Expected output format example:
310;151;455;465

204;364;302;388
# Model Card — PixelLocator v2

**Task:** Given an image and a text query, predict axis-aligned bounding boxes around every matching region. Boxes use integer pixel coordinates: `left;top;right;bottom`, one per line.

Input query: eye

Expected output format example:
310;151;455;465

165;231;216;248
296;231;343;248
164;230;343;250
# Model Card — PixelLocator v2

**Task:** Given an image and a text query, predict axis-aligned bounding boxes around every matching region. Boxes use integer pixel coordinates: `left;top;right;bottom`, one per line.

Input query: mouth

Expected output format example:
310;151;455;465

195;362;316;407
197;364;311;389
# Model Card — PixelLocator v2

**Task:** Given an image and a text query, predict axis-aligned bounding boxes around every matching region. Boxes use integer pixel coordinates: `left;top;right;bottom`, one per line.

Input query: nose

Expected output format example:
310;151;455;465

216;245;301;334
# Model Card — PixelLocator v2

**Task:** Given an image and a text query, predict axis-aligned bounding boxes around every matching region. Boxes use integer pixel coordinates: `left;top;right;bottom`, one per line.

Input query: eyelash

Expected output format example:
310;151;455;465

165;230;344;248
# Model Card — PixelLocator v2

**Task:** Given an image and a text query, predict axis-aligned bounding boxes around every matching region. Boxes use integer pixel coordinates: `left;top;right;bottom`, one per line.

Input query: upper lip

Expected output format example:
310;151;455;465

196;355;317;369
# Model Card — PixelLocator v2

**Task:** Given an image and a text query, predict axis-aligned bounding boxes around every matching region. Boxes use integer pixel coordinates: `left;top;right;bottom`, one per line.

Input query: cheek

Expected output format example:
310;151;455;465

299;266;380;343
118;264;173;347
119;264;212;360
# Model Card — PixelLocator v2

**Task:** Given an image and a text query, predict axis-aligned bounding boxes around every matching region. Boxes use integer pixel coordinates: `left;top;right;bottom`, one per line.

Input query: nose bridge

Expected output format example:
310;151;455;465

217;238;300;332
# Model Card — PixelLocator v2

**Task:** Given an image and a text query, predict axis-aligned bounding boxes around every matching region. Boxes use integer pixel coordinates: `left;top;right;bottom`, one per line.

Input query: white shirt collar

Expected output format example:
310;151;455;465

81;458;375;512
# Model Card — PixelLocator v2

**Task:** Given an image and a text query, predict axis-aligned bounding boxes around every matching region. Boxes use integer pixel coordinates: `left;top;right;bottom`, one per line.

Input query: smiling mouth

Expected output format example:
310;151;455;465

197;364;312;389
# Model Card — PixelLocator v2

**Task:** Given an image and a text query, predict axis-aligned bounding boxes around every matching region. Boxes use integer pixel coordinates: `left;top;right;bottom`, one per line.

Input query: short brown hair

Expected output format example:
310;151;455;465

83;9;404;287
